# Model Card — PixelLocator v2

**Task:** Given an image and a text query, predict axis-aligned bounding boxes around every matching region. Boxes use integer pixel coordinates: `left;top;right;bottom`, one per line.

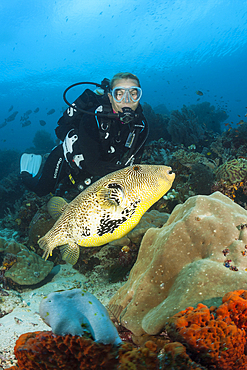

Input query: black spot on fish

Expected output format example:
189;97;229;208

97;215;128;236
81;225;91;237
97;200;140;236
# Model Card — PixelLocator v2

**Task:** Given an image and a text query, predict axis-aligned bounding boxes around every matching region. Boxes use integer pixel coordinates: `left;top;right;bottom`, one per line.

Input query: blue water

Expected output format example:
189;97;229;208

1;0;247;151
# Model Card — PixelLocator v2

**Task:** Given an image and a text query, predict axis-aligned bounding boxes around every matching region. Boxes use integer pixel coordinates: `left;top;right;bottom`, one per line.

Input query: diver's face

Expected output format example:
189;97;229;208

108;78;140;113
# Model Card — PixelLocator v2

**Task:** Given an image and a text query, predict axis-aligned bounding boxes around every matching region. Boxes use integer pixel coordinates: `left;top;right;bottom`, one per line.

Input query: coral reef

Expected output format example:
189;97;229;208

0;149;20;181
142;102;171;143
211;178;247;202
188;101;227;133
0;237;54;287
171;148;206;165
0;189;50;242
28;208;55;251
161;342;206;370
141;138;174;166
215;158;247;184
8;290;247;370
188;163;215;195
0;174;25;219
109;191;247;336
165;290;247;369
8;331;159;370
220;121;247;157
167;105;205;146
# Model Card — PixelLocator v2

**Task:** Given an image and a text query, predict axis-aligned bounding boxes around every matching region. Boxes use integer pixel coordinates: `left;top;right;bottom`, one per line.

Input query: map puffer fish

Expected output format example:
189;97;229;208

38;164;175;265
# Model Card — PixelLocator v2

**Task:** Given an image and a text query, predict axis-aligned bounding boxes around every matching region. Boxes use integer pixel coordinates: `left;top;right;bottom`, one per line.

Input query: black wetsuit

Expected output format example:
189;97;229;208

21;100;149;196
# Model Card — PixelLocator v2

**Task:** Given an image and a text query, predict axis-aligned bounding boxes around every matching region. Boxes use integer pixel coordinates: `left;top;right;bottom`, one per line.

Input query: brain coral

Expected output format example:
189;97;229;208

165;290;247;369
215;158;247;184
109;191;247;337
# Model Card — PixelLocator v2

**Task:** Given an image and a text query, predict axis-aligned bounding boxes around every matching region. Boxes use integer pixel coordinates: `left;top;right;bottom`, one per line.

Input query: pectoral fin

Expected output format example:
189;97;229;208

96;187;119;209
60;243;80;265
96;184;124;210
47;196;68;220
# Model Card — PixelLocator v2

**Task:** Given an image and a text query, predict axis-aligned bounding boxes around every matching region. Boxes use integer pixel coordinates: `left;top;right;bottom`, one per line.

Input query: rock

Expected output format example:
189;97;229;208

109;191;247;336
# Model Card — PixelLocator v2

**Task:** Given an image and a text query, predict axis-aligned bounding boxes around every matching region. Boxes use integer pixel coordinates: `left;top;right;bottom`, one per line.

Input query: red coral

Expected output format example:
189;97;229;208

165;302;247;369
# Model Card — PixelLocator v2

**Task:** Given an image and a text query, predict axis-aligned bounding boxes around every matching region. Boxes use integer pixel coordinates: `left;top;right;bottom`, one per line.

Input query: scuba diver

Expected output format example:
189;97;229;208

20;72;149;196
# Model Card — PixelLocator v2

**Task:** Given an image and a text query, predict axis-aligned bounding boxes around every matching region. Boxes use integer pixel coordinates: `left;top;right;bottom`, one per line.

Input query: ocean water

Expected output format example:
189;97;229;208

1;0;247;152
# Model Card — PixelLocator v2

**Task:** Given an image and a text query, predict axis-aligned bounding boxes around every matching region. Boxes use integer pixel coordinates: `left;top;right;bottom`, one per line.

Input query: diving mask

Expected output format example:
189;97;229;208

111;86;142;103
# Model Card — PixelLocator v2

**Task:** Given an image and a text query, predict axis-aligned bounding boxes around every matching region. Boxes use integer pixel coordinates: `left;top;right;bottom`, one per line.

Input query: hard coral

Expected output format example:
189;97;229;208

165;300;247;370
10;331;159;370
109;192;247;337
215;158;247;184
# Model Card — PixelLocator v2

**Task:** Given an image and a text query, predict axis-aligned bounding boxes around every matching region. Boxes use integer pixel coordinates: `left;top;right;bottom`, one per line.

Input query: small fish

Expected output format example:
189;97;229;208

196;90;203;96
38;165;175;265
22;120;31;127
25;109;32;115
8;105;13;112
0;122;7;129
39;119;46;126
34;107;40;113
6;111;18;122
47;108;55;115
207;152;211;156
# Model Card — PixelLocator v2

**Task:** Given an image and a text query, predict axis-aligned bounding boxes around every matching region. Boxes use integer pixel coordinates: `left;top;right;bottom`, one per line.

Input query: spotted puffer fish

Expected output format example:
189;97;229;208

38;164;175;265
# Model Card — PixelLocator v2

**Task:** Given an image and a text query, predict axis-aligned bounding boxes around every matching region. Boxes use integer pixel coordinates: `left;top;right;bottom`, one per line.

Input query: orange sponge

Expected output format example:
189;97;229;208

166;299;247;369
9;331;159;370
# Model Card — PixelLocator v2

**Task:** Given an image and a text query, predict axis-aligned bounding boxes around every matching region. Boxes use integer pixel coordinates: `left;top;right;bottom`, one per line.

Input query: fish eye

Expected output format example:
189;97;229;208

133;166;140;171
